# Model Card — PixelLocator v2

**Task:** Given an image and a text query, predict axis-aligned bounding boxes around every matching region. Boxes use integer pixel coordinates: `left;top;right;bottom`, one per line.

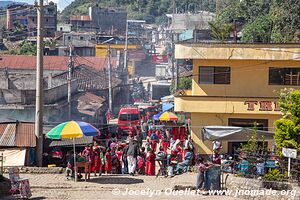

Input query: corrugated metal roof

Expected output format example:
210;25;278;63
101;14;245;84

0;124;8;136
49;137;93;147
53;65;121;91
0;122;36;147
0;124;16;146
15;123;36;147
0;55;115;71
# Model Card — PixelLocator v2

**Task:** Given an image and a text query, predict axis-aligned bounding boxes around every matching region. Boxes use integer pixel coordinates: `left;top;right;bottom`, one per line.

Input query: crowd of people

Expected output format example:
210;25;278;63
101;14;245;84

65;125;195;180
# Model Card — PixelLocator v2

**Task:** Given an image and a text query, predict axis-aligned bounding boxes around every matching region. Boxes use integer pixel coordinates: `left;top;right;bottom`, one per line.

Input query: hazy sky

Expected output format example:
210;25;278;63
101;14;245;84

15;0;75;11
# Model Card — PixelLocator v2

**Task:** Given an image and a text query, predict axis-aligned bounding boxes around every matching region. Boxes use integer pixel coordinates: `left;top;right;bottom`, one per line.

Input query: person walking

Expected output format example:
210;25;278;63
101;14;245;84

126;137;140;176
122;142;129;174
104;148;112;174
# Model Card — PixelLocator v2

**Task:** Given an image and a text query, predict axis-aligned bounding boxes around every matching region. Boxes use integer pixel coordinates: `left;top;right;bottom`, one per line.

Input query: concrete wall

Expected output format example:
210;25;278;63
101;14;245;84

45;80;77;104
174;44;300;155
70;20;94;32
90;6;127;34
0;105;68;123
0;80;77;105
192;59;300;97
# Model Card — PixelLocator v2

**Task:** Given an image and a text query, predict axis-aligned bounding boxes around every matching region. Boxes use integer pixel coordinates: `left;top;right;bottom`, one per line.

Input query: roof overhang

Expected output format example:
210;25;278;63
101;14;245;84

175;43;300;61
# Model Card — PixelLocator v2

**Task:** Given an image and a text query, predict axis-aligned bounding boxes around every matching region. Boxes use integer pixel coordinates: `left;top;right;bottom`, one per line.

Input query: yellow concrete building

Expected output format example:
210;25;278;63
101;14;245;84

95;44;141;58
95;44;142;75
174;43;300;155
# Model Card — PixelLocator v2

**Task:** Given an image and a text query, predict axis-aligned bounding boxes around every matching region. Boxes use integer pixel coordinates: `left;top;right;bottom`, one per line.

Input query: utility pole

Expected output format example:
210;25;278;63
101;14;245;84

123;20;129;104
171;34;175;84
175;59;179;91
67;45;73;120
107;45;113;113
171;0;176;88
35;0;44;167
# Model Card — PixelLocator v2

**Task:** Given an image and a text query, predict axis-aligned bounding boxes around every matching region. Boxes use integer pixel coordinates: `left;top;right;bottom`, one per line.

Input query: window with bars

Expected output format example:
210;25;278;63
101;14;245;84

198;66;230;84
269;67;300;85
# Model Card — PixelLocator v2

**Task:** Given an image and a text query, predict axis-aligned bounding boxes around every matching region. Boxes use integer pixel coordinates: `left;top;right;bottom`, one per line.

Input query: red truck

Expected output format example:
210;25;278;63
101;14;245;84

118;107;140;131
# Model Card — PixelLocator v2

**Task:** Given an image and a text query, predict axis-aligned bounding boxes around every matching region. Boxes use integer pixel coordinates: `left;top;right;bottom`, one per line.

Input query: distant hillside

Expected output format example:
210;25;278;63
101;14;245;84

62;0;216;24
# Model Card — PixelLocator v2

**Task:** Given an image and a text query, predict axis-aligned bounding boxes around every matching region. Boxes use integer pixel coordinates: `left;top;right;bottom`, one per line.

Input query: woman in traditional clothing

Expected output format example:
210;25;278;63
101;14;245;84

171;139;182;162
104;148;112;174
150;131;159;152
161;131;170;153
91;145;102;176
145;148;155;176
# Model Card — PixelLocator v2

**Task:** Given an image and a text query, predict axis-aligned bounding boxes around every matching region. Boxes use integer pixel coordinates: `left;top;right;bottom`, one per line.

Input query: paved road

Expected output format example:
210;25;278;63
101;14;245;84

3;173;244;200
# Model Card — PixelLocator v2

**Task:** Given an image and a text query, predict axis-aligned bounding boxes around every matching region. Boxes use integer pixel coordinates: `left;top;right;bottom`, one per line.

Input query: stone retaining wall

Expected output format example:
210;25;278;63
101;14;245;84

3;167;64;174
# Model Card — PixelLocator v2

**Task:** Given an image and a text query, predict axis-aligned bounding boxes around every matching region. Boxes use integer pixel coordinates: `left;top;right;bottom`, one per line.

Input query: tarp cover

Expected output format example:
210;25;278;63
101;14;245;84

49;137;94;147
0;148;26;167
202;126;274;141
162;103;174;112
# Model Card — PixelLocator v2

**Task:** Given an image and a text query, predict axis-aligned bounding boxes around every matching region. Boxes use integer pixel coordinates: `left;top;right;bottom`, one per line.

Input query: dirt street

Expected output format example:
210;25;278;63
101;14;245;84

3;173;244;200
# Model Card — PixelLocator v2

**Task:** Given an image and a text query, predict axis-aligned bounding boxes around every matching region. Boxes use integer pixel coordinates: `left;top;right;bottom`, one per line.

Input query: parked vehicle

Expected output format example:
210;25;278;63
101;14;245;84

118;107;140;131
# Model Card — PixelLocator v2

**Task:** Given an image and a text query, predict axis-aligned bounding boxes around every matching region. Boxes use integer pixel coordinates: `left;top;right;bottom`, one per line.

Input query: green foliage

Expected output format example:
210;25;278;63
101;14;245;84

241;124;267;153
264;169;288;181
275;90;300;153
170;77;192;94
241;15;272;43
209;18;233;42
216;0;300;43
10;41;37;56
62;0;216;24
241;126;259;152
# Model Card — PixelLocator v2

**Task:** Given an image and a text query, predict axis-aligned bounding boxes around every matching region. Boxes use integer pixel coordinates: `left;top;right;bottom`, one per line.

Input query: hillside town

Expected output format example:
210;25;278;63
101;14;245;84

0;0;300;200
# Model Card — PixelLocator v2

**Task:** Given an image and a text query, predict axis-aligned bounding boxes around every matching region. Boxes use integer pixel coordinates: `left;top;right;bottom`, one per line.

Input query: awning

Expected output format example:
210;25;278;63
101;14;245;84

49;137;94;147
0;148;26;167
202;126;274;141
161;95;174;102
162;103;174;112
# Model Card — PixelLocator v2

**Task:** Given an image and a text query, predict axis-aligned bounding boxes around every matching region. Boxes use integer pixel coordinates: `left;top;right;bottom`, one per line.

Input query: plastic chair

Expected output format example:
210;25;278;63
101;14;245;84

8;167;32;199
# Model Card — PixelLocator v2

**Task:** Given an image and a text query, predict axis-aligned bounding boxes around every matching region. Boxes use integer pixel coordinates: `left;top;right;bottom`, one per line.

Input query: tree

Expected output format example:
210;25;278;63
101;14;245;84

170;77;192;94
241;14;272;43
209;19;233;42
215;0;300;43
10;41;37;55
274;90;300;153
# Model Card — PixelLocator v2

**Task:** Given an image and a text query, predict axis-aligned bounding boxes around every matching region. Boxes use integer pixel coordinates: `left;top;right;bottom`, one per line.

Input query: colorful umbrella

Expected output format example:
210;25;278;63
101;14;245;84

153;112;163;121
46;121;99;139
159;111;178;121
46;121;99;182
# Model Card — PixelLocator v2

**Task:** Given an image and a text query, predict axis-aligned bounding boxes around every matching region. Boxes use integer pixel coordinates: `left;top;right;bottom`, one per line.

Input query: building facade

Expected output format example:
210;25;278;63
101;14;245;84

7;2;57;37
56;32;96;56
89;5;127;34
174;43;300;155
69;16;94;32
